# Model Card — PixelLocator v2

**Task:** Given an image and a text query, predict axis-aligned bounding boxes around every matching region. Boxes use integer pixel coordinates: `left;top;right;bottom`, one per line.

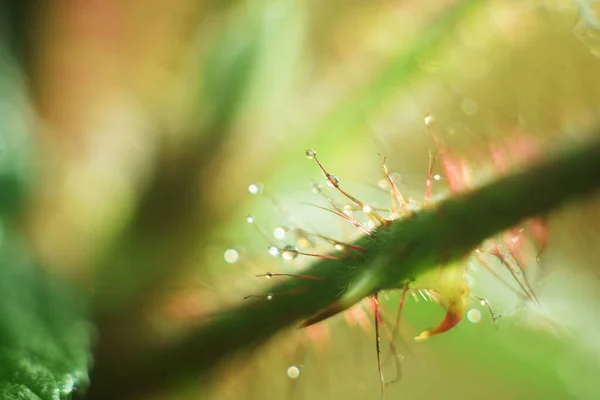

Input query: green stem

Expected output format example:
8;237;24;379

85;136;600;399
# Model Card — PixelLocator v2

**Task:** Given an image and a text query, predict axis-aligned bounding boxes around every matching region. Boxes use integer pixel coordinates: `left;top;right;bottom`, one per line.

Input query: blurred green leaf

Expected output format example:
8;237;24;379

0;233;91;400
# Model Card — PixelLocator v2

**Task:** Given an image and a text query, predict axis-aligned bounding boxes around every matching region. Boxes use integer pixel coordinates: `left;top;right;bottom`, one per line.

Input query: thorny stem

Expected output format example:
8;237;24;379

85;136;600;400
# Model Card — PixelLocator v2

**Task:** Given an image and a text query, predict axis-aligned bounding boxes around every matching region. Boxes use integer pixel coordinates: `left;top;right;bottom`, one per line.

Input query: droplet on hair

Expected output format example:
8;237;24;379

343;204;353;216
326;174;339;187
424;115;434;126
306;149;317;159
273;226;287;240
248;183;264;196
268;246;281;257
362;205;372;214
334;244;344;251
282;245;300;260
223;248;239;264
287;365;300;379
433;174;441;181
266;293;274;300
311;183;322;194
246;215;255;224
264;272;274;279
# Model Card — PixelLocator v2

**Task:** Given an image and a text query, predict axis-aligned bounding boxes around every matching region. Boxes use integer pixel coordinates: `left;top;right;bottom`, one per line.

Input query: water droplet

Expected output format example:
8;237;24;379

266;293;274;300
467;308;482;323
265;272;274;279
334;244;344;251
343;204;353;216
287;365;300;379
311;183;322;194
297;236;311;248
362;205;372;214
433;174;441;181
326;174;339;188
223;248;239;264
424;115;435;126
306;149;317;159
248;183;264;196
268;246;281;257
282;245;300;260
480;299;487;306
273;226;287;240
246;215;255;224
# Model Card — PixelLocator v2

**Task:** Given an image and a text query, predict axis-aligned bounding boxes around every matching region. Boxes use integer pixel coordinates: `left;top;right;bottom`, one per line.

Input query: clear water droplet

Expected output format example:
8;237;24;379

282;245;300;260
326;174;339;187
424;115;434;126
287;365;300;379
273;226;287;240
343;204;353;216
334;243;344;251
311;183;322;194
248;183;263;196
223;248;239;264
268;246;281;257
266;293;274;300
297;236;311;248
306;149;317;159
433;174;441;181
467;308;482;323
362;205;372;214
480;299;487;306
265;272;273;279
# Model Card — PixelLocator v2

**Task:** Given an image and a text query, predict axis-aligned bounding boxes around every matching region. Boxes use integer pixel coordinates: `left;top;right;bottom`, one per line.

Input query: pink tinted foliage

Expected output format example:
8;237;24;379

432;129;549;266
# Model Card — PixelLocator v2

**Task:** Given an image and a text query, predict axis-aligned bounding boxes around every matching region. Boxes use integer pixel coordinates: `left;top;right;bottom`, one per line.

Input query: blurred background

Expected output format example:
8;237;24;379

2;0;600;399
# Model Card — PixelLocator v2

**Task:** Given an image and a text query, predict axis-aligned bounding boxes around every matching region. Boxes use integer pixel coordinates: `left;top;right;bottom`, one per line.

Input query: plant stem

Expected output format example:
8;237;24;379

85;135;600;400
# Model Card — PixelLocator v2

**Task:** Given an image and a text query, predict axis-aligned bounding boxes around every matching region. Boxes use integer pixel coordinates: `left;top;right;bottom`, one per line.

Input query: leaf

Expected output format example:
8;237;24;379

0;233;91;400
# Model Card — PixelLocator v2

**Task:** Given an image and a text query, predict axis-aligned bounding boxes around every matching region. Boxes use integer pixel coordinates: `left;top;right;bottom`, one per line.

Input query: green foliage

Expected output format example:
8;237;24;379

0;234;91;400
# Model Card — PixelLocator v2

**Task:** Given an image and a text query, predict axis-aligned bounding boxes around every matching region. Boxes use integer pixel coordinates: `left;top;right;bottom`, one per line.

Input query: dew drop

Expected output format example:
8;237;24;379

343;204;353;216
246;215;255;224
467;308;482;323
480;299;487;306
433;174;441;181
248;183;263;196
306;149;317;159
287;365;300;379
311;183;322;194
424;115;435;126
266;293;274;300
268;246;281;257
334;243;344;251
297;236;311;249
265;272;274;279
282;245;300;260
362;205;372;214
223;248;239;264
326;174;339;188
273;226;287;240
